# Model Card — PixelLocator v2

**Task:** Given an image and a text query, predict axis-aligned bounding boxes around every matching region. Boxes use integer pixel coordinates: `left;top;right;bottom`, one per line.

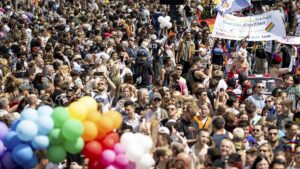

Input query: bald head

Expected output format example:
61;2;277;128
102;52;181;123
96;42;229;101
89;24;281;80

176;152;190;169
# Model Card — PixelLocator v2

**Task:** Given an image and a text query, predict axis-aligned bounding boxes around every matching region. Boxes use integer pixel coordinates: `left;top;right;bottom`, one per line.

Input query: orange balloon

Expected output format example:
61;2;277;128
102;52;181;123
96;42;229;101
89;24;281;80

104;111;123;129
97;116;114;134
82;121;98;141
86;111;101;124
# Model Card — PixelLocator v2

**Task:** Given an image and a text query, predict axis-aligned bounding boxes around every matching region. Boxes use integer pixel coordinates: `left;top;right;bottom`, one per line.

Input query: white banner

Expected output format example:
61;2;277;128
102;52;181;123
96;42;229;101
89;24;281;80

212;11;286;41
277;36;300;45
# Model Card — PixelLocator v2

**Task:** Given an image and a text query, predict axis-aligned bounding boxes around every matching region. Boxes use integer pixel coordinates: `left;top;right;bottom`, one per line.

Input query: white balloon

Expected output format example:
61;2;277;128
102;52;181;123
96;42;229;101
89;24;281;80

160;24;165;29
137;154;155;169
165;16;171;22
158;16;164;23
135;133;153;152
120;132;135;149
125;143;145;162
167;22;172;29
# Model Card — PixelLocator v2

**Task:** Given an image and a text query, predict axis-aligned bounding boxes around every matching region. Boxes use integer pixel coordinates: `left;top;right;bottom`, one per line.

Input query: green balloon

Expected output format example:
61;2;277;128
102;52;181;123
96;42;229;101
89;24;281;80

63;137;84;154
52;107;69;128
62;119;83;141
48;128;64;144
47;145;67;164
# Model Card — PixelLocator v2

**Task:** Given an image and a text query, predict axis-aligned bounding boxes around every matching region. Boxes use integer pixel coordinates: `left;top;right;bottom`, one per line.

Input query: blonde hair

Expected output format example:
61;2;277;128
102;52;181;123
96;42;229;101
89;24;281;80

220;139;236;154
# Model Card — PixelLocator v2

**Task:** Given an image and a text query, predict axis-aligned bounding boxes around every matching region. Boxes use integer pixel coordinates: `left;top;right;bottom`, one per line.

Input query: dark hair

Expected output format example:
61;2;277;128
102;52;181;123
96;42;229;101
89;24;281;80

268;125;278;132
293;74;300;85
212;116;225;129
124;100;135;108
285;120;297;130
251;155;270;169
226;96;237;107
238;120;250;128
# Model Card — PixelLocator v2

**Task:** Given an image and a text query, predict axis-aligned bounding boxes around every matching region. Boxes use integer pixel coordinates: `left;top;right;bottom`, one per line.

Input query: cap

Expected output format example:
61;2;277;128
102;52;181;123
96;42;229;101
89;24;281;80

152;93;162;100
73;54;82;61
158;127;170;135
272;52;283;64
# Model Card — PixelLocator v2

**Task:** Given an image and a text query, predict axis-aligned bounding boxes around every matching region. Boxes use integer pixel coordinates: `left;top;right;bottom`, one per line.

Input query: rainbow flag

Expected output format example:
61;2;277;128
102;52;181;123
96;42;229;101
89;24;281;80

265;22;275;32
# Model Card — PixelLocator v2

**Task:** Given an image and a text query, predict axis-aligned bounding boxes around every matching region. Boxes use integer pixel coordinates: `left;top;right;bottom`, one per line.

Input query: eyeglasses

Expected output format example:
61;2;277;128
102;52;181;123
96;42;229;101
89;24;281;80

269;132;278;135
266;100;273;102
167;107;175;111
257;86;265;89
98;82;105;86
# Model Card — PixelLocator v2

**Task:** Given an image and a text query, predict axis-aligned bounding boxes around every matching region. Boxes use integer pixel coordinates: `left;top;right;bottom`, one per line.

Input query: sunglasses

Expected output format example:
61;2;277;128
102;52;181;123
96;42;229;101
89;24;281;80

257;86;265;89
269;132;278;135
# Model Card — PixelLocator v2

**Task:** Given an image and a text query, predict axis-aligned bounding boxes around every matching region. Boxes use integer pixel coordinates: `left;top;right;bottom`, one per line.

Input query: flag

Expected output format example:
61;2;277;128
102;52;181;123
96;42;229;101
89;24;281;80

216;0;251;15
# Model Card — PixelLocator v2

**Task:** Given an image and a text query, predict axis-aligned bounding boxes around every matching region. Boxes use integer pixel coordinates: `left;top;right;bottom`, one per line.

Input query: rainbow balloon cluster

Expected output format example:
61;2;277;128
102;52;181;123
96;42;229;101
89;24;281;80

0;96;155;169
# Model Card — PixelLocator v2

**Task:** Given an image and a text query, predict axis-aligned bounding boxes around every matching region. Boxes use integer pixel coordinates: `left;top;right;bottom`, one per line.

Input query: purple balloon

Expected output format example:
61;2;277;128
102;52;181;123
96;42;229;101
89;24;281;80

125;161;136;169
0;122;9;140
0;140;5;157
114;143;125;154
1;151;19;169
101;150;116;166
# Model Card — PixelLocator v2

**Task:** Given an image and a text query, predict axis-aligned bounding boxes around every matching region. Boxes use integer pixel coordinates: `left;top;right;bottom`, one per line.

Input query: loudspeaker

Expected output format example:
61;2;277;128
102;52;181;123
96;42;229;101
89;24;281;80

160;0;184;5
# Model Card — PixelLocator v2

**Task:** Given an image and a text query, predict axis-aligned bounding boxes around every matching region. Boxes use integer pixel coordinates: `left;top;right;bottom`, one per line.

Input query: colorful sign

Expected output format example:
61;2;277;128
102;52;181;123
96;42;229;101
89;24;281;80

212;11;286;41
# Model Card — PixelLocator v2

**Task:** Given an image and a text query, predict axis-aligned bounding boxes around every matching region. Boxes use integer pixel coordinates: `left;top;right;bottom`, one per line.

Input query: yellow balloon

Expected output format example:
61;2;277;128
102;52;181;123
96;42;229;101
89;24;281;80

78;96;98;114
86;111;101;124
104;111;123;129
67;101;88;121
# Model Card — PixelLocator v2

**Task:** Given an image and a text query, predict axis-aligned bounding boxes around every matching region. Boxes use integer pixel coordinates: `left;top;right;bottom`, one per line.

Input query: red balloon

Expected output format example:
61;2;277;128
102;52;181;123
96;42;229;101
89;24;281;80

82;141;103;160
106;132;120;143
101;136;115;150
88;159;105;169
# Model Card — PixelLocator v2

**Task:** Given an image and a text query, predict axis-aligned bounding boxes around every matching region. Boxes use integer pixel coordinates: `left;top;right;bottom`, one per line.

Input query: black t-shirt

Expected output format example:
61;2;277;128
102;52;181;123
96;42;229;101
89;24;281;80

177;118;199;146
133;61;153;87
184;5;193;17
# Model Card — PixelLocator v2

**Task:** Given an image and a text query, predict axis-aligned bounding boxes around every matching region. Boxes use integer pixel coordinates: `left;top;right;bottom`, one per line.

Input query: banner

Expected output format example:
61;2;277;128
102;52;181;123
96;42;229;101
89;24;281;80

277;36;300;45
212;11;286;41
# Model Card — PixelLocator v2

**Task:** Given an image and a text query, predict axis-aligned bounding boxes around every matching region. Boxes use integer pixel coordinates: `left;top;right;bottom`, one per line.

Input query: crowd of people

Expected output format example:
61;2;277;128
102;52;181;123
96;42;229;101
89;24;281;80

0;0;300;168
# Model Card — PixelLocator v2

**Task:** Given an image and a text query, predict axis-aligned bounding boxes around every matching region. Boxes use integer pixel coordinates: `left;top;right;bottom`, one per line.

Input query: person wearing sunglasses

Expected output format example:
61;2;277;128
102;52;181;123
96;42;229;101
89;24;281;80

246;81;266;111
267;126;285;153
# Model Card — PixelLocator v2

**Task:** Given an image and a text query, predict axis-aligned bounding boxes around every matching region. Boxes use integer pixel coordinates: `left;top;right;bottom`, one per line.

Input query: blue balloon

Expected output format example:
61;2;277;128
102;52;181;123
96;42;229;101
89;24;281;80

11;119;21;131
0;140;5;157
37;116;54;135
0;122;8;140
31;135;49;150
3;131;23;150
12;144;33;165
1;151;19;169
21;108;38;122
22;154;38;169
16;120;38;141
37;105;53;117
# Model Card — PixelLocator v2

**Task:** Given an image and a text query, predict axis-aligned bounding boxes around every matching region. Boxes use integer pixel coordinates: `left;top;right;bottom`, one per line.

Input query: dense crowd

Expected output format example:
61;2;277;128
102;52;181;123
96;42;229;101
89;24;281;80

0;0;300;168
